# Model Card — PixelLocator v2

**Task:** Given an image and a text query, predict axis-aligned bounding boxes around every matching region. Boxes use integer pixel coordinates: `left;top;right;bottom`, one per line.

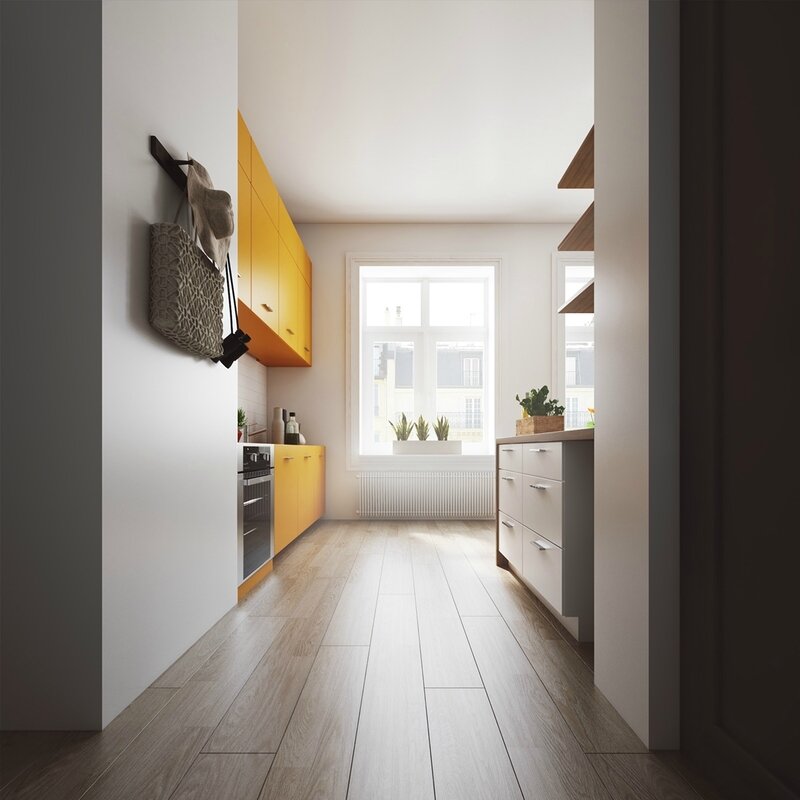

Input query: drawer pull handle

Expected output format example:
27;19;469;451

529;483;548;490
501;520;514;528
501;448;516;452
501;476;515;482
261;303;274;312
283;456;295;460
529;448;549;453
532;538;553;551
286;327;295;335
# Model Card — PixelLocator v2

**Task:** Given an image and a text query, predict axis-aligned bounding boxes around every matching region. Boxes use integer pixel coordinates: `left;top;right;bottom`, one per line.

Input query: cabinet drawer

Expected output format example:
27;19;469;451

498;470;522;522
498;444;522;472
522;442;562;480
522;476;563;547
522;530;563;614
498;513;523;571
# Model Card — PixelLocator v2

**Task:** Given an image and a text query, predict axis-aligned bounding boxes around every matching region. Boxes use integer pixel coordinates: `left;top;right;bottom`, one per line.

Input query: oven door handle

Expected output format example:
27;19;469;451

243;475;272;487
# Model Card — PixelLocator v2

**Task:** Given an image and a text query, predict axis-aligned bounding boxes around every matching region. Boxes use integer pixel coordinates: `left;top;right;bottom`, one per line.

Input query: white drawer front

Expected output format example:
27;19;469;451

522;530;563;614
498;444;522;472
498;512;523;571
498;470;522;522
522;476;563;547
522;442;562;481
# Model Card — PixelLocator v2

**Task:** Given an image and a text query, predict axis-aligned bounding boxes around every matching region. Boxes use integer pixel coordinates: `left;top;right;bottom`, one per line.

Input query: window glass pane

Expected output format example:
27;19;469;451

435;341;484;443
370;341;414;445
430;282;484;326
564;264;594;428
365;282;421;326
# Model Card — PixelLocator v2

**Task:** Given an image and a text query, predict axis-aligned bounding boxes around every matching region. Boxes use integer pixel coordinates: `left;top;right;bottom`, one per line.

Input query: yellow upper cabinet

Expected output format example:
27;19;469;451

251;193;280;330
278;239;299;350
299;276;311;364
237;164;252;307
237;112;251;180
252;147;279;226
238;110;312;367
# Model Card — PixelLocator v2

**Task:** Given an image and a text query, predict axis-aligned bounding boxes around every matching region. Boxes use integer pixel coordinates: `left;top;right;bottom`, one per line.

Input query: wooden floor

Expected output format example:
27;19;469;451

1;521;713;800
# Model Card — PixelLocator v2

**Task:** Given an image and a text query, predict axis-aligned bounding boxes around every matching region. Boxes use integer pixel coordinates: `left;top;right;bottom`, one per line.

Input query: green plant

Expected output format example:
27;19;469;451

416;415;430;441
515;385;565;417
389;412;415;441
433;416;450;441
237;407;247;428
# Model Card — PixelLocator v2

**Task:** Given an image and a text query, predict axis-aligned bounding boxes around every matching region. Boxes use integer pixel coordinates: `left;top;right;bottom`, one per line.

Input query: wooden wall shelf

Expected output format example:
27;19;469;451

559;126;594;189
558;279;594;314
558;202;594;251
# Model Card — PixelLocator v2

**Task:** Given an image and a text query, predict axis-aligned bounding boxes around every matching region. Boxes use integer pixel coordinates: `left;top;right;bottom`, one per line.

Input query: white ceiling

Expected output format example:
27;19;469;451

239;0;593;224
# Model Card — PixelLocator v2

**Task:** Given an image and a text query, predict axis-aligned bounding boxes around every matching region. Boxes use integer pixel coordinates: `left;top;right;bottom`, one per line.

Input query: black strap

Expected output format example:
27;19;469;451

224;254;239;335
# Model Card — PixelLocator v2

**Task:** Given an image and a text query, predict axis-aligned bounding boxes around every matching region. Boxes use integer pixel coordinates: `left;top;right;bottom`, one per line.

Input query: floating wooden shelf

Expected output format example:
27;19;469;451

559;126;594;189
558;202;594;251
558;279;594;314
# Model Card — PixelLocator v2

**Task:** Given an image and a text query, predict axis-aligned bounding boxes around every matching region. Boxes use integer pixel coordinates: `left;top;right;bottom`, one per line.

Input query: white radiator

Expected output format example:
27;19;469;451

357;471;495;519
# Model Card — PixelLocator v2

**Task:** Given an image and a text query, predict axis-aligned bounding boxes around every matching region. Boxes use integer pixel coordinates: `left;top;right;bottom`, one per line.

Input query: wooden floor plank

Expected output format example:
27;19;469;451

206;578;345;754
82;618;286;800
379;530;414;594
322;553;383;646
171;754;273;800
0;733;76;793
347;595;434;800
151;606;249;687
426;688;523;800
463;616;611;800
259;646;369;800
587;754;701;800
432;535;499;617
413;559;482;688
0;688;176;800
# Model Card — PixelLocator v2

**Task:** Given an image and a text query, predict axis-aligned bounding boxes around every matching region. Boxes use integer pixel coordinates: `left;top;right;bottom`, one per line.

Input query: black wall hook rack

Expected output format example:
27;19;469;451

149;135;194;192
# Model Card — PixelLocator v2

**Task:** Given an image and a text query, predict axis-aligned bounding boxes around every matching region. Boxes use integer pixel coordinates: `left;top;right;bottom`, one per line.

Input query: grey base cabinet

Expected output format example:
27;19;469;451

496;435;594;641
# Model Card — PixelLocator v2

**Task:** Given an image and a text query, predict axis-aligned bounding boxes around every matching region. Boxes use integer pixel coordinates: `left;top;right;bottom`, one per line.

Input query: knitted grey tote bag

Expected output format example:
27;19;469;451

149;202;224;359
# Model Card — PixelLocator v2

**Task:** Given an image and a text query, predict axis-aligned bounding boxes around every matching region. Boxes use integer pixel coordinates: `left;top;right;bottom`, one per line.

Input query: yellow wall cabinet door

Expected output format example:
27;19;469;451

237;164;252;308
274;447;299;554
278;240;299;350
251;194;280;330
251;147;279;226
298;276;311;364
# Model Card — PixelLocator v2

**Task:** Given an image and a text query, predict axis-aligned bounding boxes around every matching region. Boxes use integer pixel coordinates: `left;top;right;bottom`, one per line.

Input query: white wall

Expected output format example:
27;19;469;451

268;223;568;519
594;0;679;748
102;0;238;726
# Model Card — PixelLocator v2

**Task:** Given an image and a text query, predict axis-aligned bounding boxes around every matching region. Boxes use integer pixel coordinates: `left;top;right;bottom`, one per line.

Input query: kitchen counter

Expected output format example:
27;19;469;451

496;428;594;445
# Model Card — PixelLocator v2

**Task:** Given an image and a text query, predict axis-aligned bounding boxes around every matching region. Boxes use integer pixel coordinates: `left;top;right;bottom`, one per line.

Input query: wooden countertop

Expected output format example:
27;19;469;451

496;428;594;445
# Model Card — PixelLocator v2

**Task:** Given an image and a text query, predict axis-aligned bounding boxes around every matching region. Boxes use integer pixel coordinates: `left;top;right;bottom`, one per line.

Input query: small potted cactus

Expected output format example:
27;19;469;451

514;386;565;435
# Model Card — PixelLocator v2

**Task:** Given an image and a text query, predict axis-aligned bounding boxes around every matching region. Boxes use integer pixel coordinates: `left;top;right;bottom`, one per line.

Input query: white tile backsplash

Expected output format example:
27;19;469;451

238;354;268;442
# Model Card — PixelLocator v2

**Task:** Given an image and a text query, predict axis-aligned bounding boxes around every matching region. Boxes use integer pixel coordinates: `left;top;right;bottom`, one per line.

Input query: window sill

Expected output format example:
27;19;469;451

348;454;495;472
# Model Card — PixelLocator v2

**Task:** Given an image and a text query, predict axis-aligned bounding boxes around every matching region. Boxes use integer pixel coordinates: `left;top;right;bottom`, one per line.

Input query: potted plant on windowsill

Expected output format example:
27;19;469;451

515;386;565;435
391;414;462;454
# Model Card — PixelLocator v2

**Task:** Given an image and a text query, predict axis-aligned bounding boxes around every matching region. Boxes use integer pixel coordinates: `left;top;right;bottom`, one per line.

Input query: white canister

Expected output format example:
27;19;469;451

271;406;285;444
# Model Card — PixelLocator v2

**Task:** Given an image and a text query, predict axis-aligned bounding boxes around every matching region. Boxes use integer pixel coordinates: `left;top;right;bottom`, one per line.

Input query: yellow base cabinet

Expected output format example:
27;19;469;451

237;110;312;367
274;445;325;554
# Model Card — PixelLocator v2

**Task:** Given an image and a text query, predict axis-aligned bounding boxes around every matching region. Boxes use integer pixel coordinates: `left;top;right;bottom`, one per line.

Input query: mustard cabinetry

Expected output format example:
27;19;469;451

274;445;325;555
237;110;312;367
237;164;252;308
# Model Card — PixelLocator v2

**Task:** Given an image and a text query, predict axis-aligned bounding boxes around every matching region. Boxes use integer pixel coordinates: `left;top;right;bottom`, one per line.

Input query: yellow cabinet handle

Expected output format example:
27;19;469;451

303;346;310;352
286;328;295;335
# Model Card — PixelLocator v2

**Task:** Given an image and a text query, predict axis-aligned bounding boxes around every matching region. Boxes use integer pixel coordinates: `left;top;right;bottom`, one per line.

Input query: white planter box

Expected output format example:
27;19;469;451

392;440;462;455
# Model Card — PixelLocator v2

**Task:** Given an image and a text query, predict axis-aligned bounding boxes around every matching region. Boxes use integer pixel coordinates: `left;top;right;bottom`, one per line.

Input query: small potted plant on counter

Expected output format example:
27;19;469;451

237;407;247;441
391;413;462;454
514;386;565;435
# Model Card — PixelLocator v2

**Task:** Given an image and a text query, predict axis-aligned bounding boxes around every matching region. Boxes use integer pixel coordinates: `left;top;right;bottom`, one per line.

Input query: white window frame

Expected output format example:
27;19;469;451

346;253;501;471
551;251;595;406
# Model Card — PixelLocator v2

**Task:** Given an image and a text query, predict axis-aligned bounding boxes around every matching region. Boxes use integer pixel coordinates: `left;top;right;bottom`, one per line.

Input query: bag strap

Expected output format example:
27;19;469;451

224;254;240;335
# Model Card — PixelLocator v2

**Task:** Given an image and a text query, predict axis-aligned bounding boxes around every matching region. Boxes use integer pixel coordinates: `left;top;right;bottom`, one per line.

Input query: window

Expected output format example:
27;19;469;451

552;254;594;430
349;260;497;461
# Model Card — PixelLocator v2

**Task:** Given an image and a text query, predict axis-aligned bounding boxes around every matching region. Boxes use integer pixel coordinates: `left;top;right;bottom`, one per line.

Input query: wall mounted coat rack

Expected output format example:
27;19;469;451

149;135;193;192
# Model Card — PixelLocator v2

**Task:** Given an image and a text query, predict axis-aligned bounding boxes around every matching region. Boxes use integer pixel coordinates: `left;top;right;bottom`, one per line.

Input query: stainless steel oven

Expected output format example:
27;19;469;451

237;444;274;584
